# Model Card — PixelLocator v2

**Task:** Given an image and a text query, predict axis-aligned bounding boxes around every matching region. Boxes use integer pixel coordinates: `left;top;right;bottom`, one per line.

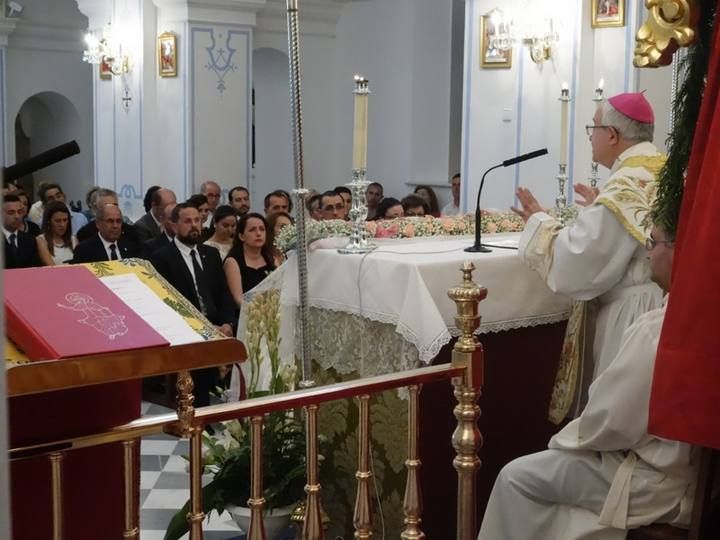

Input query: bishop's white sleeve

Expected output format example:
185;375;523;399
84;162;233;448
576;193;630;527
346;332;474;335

549;312;660;452
519;205;640;301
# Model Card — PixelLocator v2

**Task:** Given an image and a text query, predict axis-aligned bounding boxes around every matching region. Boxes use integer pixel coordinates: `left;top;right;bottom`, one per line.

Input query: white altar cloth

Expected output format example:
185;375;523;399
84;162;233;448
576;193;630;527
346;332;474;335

280;234;571;364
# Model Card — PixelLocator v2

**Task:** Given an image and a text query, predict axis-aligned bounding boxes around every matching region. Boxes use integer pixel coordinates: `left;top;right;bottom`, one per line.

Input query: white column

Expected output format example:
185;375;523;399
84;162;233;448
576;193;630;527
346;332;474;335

0;16;17;167
152;0;263;202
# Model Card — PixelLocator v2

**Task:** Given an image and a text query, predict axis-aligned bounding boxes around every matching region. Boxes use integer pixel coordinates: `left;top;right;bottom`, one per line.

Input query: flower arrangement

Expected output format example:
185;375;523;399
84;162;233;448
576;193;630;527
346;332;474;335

275;212;525;253
164;289;321;540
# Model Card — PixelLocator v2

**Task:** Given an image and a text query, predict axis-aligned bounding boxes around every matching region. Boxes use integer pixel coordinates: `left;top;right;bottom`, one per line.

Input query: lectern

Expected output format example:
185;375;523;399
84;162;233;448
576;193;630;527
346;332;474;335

5;260;246;540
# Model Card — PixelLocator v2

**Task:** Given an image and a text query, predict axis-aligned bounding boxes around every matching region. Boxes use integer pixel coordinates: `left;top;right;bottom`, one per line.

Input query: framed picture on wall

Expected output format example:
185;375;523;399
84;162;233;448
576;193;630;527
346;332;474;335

480;14;512;69
591;0;625;28
99;57;112;80
158;32;178;77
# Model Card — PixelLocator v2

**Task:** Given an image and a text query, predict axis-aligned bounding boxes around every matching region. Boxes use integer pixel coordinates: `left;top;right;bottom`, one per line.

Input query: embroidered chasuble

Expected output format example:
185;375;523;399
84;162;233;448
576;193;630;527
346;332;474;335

518;142;666;423
649;13;720;449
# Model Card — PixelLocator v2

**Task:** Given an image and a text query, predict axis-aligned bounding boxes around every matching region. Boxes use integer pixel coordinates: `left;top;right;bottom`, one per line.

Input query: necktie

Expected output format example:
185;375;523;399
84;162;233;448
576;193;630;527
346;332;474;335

190;249;208;315
8;233;18;257
109;244;119;260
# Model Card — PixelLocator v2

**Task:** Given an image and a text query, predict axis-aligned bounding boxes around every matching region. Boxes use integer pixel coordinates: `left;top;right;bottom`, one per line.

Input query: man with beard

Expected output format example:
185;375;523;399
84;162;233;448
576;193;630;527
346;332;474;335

229;186;251;216
150;203;235;406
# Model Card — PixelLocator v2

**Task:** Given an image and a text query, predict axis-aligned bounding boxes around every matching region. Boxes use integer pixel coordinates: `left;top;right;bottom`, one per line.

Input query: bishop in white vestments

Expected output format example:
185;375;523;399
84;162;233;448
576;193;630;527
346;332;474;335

513;92;666;421
478;224;698;540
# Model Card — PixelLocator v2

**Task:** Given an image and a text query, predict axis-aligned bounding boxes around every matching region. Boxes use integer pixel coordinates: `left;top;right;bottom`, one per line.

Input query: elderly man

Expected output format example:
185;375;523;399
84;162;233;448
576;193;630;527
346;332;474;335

478;223;697;540
134;188;176;242
512;92;665;421
144;202;177;255
73;204;144;262
200;180;221;226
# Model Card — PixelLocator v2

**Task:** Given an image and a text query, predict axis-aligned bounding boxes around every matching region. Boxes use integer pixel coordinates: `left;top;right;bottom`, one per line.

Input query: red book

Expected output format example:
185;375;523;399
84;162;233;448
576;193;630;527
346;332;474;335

5;266;169;360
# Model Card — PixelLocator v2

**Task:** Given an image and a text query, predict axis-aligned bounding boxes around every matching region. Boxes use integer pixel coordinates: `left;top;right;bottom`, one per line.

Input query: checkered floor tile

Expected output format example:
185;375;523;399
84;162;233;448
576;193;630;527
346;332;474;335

140;402;246;540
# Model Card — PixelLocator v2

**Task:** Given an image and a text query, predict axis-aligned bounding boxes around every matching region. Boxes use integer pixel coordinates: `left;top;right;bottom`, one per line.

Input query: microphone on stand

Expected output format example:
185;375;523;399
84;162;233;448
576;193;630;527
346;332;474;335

465;148;549;253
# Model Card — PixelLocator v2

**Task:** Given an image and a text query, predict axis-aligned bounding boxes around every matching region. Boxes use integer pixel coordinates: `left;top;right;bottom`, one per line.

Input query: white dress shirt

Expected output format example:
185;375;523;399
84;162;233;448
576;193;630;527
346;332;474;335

98;233;122;260
174;237;203;283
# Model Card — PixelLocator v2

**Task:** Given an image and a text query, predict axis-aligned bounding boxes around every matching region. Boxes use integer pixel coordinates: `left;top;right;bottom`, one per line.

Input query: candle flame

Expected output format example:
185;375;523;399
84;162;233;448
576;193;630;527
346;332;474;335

598;77;604;90
562;82;569;91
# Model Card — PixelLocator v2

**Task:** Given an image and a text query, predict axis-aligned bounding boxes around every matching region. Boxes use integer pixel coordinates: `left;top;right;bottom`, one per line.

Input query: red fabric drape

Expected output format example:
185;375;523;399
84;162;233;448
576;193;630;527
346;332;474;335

648;11;720;448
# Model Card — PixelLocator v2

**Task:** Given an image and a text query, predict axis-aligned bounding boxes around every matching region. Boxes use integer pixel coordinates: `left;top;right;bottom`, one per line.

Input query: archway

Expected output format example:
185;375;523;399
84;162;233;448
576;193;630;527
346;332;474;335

14;91;91;208
251;47;294;212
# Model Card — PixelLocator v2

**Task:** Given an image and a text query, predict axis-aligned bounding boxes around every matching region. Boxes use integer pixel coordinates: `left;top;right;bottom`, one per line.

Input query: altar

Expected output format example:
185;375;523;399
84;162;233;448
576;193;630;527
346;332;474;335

246;232;571;537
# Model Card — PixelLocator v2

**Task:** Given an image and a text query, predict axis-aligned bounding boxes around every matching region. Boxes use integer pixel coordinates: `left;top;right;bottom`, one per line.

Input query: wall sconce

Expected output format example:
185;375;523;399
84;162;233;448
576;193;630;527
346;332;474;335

488;6;559;65
82;22;131;76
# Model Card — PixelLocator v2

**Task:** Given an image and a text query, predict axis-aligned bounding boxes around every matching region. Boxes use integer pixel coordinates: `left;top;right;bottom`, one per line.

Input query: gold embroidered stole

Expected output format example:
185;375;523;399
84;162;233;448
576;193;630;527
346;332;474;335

547;152;666;424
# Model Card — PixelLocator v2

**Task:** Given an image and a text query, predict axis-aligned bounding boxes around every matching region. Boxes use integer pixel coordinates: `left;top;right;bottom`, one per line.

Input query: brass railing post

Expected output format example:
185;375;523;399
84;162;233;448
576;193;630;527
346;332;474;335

401;385;424;540
188;426;205;540
176;370;196;436
248;415;267;540
353;394;373;538
122;439;140;539
49;451;65;540
448;262;487;540
303;404;324;540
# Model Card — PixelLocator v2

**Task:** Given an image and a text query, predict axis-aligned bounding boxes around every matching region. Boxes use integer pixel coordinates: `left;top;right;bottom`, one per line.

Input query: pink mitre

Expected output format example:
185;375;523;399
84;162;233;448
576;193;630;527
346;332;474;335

608;91;654;124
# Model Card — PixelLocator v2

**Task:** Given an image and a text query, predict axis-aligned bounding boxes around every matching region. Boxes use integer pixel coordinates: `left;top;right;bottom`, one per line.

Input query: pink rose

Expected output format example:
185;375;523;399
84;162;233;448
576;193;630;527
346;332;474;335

500;219;513;230
403;223;416;237
376;222;399;238
486;222;498;234
441;218;456;233
365;221;377;236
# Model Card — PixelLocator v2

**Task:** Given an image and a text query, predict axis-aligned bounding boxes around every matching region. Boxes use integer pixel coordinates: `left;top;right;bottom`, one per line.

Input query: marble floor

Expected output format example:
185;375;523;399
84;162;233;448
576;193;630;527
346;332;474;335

140;401;246;540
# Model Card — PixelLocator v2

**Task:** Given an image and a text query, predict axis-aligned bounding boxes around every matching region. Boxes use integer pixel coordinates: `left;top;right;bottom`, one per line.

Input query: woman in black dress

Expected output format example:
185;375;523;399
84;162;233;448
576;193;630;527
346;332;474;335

223;212;275;308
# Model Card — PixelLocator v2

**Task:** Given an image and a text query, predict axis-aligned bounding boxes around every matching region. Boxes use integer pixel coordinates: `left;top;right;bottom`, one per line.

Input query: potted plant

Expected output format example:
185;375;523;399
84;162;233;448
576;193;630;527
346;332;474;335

164;290;322;540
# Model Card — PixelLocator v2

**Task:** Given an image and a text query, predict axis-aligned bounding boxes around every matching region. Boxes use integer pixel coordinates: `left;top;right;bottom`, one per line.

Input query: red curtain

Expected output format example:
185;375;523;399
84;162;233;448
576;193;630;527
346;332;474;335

648;11;720;448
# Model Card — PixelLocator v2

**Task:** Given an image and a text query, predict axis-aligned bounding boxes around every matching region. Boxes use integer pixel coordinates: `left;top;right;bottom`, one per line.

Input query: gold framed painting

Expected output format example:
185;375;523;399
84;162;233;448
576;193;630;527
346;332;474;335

99;57;112;80
591;0;625;28
158;32;178;77
480;14;512;69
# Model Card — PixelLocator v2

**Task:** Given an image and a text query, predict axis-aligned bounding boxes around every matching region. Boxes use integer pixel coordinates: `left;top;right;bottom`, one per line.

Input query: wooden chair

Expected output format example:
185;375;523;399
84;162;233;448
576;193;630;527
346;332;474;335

628;448;718;540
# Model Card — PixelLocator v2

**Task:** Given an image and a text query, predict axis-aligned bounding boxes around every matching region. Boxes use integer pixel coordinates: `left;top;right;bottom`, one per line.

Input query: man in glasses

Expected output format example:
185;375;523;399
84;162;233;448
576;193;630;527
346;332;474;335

320;190;346;221
512;92;666;423
479;223;698;540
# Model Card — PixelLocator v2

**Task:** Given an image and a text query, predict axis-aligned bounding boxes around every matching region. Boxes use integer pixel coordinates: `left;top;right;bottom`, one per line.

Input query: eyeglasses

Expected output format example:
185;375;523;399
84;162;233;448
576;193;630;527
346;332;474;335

324;203;345;211
645;237;674;250
585;125;615;137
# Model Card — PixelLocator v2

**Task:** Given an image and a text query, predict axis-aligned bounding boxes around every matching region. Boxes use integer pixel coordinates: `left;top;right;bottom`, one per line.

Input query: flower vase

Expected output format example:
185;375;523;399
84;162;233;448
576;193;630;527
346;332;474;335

226;504;295;540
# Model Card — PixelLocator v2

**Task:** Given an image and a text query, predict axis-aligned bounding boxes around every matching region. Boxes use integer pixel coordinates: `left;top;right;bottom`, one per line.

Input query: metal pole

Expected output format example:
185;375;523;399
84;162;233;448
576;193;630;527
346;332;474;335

286;0;313;387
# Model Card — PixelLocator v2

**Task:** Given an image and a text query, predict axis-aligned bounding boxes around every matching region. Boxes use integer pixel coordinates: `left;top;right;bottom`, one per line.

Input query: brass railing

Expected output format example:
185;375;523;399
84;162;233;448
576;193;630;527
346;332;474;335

9;261;487;540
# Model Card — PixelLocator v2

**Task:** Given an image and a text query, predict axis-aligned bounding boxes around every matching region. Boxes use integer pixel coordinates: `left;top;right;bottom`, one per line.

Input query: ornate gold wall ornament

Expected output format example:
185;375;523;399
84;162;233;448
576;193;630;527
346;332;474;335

634;0;698;68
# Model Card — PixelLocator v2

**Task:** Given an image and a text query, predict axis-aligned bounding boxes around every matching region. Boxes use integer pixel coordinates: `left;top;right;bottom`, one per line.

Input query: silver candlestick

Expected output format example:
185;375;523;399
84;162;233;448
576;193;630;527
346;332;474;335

338;169;376;254
589;162;599;189
556;163;568;213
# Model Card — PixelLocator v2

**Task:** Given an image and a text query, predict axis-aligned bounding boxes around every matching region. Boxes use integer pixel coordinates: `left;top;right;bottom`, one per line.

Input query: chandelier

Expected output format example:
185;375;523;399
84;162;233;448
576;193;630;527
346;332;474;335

82;23;130;76
487;6;559;64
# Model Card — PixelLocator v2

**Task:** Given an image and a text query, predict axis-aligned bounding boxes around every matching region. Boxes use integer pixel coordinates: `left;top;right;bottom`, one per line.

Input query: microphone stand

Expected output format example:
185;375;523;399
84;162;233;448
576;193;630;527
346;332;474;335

464;148;548;253
465;163;503;253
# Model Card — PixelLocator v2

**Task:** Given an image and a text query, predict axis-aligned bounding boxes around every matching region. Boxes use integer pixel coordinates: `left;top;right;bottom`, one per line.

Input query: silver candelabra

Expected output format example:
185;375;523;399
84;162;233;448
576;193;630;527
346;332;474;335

338;169;376;254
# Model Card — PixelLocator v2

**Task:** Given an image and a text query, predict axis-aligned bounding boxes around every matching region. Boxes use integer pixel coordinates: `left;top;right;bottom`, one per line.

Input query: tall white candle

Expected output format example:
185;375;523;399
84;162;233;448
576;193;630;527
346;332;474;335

352;75;369;170
559;82;569;165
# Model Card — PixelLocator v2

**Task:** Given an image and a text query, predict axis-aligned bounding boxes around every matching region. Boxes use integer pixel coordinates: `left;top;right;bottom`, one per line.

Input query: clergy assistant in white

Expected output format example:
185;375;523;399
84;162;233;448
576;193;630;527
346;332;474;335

478;225;698;540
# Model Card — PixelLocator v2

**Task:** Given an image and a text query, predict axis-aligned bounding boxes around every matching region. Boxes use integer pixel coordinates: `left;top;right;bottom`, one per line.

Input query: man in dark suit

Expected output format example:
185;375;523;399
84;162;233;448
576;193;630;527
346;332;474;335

76;188;142;245
144;202;176;256
3;194;41;268
73;204;145;263
134;188;176;242
150;203;235;406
